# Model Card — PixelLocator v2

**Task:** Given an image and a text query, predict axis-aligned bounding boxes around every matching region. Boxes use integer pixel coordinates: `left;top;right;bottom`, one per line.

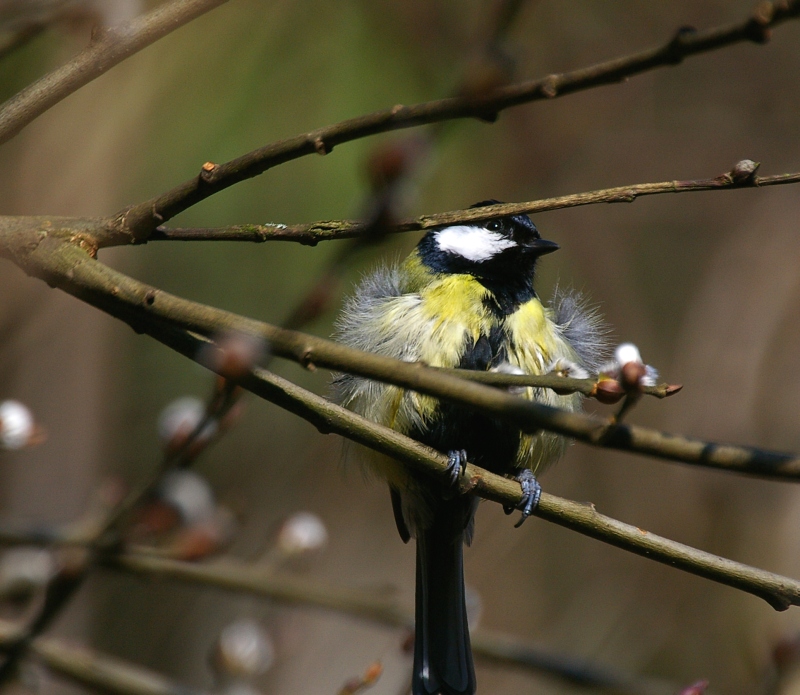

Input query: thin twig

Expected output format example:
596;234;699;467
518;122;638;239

1;230;798;482
0;618;207;695
141;162;800;246
0;0;229;146
111;553;672;695
113;1;800;240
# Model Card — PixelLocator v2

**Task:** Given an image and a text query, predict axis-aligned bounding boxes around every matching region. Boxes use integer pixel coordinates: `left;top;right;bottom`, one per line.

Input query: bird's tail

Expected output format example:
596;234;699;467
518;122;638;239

413;499;476;695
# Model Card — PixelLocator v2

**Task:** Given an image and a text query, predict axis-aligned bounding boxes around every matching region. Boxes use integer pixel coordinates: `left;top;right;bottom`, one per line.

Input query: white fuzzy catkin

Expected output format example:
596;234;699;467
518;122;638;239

0;400;34;450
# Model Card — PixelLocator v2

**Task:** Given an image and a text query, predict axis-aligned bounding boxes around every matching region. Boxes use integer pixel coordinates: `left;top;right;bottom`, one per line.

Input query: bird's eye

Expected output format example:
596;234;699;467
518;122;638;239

486;220;501;232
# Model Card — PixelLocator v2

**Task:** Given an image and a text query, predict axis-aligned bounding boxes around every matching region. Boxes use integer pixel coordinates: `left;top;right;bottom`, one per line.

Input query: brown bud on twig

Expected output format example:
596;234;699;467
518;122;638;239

199;331;267;380
772;632;800;672
338;662;383;695
620;361;647;392
730;158;760;184
592;378;625;404
200;161;218;182
366;142;411;190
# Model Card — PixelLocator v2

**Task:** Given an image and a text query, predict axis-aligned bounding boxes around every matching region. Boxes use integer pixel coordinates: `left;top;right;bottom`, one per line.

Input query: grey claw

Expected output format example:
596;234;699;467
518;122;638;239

445;450;468;487
504;469;541;527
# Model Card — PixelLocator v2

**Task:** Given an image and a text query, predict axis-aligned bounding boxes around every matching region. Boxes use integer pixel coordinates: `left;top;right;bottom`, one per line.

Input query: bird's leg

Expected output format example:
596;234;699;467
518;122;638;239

445;449;468;488
504;468;541;527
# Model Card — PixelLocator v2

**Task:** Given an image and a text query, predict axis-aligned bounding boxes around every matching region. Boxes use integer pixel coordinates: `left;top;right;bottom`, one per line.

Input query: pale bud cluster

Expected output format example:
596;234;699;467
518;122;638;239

133;469;237;560
0;547;56;601
211;619;275;682
602;342;659;388
158;396;218;449
0;400;36;450
276;512;328;556
158;470;216;525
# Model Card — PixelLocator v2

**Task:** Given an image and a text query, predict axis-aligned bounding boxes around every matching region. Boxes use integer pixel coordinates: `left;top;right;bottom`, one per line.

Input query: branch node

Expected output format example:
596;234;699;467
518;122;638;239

299;348;317;371
70;235;98;259
665;26;697;63
540;75;559;98
312;136;328;155
200;161;218;183
746;2;775;42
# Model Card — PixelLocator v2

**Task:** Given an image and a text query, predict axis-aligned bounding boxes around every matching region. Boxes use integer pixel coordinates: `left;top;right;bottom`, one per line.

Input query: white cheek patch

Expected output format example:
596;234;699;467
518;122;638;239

434;225;516;262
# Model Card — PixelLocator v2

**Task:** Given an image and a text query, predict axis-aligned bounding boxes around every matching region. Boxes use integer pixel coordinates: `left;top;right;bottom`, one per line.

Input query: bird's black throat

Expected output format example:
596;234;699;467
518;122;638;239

417;231;538;316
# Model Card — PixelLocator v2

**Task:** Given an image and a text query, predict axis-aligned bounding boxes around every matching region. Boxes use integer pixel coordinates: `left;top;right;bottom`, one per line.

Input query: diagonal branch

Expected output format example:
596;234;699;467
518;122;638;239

0;0;229;147
139;161;800;246
113;1;800;240
3;233;800;610
133;326;800;613
1;229;799;481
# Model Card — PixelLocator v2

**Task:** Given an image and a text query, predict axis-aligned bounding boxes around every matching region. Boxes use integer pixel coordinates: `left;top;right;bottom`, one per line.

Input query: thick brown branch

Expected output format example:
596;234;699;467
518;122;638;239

1;229;798;481
2;236;800;609
142;162;800;246
0;0;228;146
114;1;800;241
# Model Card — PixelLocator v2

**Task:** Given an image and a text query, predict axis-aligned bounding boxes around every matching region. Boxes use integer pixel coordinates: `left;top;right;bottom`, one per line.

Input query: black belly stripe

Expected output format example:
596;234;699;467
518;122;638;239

408;320;521;476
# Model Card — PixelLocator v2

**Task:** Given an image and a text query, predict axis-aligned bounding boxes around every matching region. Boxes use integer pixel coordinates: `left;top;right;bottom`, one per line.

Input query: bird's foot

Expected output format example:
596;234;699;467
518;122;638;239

445;449;468;488
504;469;541;528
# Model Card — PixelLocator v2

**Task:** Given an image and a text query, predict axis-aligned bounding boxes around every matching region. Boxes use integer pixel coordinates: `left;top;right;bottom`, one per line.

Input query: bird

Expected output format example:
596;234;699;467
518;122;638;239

332;201;608;695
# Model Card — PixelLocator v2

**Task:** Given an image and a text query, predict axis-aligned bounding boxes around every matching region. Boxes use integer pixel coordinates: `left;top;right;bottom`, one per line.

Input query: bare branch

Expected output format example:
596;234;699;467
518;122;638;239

1;228;798;481
0;0;229;147
111;553;673;695
21;631;207;695
3;231;800;608
141;161;800;246
114;2;800;240
118;328;800;613
33;640;205;695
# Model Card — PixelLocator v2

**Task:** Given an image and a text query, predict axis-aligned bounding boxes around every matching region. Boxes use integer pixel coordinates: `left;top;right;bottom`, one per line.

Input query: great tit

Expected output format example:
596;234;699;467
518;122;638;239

332;201;607;695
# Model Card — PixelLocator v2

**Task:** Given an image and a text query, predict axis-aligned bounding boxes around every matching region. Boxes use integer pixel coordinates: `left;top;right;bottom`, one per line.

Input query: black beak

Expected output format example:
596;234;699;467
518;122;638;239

522;238;560;256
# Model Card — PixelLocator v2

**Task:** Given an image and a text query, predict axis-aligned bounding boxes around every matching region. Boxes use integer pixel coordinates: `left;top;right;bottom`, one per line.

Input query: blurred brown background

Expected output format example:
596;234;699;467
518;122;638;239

1;1;800;693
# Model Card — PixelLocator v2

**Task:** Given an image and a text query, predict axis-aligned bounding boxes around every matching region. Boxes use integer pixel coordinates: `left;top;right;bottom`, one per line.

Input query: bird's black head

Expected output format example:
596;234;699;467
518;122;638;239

417;200;559;314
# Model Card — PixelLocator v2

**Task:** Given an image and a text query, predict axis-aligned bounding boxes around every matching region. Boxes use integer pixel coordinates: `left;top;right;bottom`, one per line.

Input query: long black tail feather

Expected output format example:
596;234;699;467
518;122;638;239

412;499;476;695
